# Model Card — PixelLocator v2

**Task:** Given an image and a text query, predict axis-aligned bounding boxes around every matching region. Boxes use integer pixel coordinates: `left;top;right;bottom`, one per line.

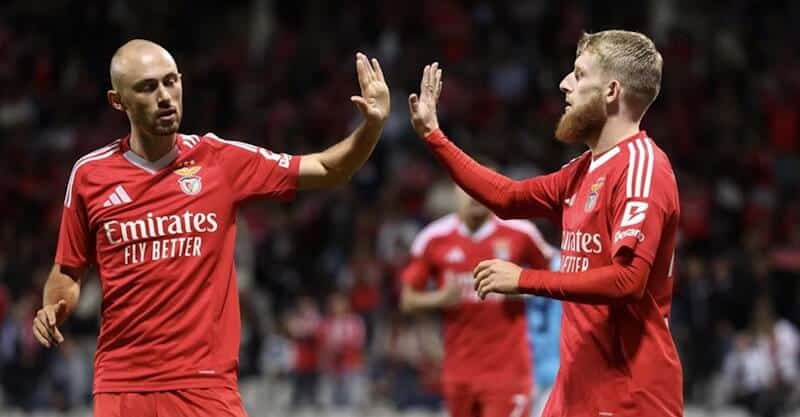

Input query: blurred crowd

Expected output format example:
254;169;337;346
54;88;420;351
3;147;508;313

0;0;799;416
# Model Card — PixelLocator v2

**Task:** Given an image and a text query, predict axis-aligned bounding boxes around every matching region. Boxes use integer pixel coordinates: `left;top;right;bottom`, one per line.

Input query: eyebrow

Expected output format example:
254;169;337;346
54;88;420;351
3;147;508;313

131;72;179;88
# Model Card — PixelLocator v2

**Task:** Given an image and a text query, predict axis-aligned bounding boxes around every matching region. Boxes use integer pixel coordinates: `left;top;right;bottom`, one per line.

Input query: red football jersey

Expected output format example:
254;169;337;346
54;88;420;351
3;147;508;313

55;133;300;393
540;131;683;417
402;214;554;391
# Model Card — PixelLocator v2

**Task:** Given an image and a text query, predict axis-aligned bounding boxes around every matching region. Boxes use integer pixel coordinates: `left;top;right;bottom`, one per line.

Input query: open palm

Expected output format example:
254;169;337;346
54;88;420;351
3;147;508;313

409;62;443;137
352;53;390;123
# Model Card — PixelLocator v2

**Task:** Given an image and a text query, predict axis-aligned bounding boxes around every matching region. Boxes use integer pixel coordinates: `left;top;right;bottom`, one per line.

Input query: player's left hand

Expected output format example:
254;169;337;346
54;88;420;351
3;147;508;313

473;259;522;299
351;52;390;124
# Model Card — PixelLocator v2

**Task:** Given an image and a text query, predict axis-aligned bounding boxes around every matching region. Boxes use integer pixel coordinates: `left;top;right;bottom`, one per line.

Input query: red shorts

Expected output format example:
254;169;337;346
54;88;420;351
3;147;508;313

444;381;531;417
94;387;247;417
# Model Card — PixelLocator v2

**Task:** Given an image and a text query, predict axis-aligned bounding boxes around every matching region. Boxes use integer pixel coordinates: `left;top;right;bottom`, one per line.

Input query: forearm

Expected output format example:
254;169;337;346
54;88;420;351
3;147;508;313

302;120;383;188
43;264;82;323
517;254;650;304
423;129;554;219
401;287;446;313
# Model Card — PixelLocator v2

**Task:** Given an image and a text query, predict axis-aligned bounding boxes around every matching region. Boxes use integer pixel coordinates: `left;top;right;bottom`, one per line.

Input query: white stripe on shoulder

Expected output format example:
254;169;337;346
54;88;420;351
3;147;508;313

205;132;259;153
64;142;121;207
180;134;198;148
634;139;646;197
643;138;655;198
410;214;459;257
496;218;556;260
626;143;636;198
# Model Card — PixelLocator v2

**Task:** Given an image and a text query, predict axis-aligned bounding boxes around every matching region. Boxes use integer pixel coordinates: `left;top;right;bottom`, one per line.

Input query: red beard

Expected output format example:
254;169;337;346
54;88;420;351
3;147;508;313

555;89;607;143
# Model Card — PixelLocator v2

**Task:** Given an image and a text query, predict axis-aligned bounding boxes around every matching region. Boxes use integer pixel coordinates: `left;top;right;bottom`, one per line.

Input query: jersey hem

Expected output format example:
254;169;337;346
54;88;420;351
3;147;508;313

93;379;237;394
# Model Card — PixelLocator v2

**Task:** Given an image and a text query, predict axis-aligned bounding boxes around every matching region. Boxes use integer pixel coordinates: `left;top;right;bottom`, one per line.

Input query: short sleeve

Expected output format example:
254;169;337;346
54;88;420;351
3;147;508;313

611;148;677;265
210;133;301;203
55;173;93;268
400;257;432;291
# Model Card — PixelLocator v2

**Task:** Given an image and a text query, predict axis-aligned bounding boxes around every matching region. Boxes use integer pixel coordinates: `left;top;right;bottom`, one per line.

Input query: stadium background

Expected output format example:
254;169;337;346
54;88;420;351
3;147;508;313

1;0;799;416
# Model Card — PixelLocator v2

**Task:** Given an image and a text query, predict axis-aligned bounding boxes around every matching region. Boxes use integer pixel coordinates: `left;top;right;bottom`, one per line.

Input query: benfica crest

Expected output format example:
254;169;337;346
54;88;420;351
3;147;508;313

174;165;203;195
584;176;605;212
493;239;511;260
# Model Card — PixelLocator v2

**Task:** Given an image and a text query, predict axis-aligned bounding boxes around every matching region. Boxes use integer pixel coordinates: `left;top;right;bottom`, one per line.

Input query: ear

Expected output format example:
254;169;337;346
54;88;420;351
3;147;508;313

605;79;621;104
107;90;125;112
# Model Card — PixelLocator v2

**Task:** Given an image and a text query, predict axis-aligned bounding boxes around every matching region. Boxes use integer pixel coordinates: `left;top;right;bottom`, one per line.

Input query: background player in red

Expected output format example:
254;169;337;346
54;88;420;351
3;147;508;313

408;30;683;417
30;39;390;416
400;181;556;417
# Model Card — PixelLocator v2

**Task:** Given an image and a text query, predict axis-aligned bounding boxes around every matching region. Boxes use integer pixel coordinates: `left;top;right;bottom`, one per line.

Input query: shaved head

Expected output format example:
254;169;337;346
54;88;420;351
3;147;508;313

110;39;177;91
107;39;183;139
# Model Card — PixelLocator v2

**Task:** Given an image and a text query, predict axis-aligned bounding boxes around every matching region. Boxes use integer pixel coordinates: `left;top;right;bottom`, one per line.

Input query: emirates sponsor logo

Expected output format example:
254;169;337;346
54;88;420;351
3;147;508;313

103;210;219;245
561;230;602;254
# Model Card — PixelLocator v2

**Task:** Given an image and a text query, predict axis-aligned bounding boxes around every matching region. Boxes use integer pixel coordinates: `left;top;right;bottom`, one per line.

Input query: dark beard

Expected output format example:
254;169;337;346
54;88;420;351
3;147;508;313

147;114;181;137
555;90;607;144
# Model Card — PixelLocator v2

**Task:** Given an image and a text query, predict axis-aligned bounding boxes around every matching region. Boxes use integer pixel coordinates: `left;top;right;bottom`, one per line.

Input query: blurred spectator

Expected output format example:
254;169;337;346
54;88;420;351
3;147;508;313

318;292;367;410
285;295;322;411
376;313;443;411
718;297;800;417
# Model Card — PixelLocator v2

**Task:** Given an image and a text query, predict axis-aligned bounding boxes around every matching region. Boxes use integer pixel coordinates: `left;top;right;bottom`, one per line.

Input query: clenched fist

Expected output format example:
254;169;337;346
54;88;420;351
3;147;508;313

473;259;523;299
32;299;67;348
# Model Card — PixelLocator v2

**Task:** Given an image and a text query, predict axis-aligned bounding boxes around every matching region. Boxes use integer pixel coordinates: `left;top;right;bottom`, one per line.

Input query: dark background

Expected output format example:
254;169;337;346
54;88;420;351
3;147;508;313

0;1;798;416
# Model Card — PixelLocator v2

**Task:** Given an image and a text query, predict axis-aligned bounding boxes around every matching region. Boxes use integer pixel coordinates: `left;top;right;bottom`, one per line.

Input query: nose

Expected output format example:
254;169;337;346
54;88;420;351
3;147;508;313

559;72;573;94
156;84;171;107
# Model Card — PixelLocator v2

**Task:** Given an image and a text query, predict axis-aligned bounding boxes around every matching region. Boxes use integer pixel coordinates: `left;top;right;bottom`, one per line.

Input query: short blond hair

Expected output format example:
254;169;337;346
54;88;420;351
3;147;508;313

577;30;663;113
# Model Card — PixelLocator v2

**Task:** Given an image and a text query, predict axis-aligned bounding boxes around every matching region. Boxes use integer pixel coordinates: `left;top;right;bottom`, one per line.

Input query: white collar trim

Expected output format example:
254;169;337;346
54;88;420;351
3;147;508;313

457;217;497;241
589;146;621;173
123;146;179;174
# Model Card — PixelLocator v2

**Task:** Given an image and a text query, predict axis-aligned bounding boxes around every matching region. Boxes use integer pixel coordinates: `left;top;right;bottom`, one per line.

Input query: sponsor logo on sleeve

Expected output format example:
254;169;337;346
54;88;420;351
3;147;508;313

614;229;645;243
620;201;648;227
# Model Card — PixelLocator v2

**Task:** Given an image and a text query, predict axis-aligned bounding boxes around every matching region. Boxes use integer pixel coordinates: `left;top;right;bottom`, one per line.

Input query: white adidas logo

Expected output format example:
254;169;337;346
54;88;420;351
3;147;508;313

103;185;133;207
445;247;465;263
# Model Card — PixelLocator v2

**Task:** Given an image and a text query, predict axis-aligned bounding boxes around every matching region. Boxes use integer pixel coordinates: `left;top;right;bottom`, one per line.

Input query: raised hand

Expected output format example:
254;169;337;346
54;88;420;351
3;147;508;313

408;62;443;137
351;52;390;124
473;259;523;299
32;299;67;348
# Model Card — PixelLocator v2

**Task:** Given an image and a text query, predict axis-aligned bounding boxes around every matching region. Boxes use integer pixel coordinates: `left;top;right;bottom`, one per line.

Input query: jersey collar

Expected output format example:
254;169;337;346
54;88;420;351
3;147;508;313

121;134;180;174
457;216;497;241
588;130;647;173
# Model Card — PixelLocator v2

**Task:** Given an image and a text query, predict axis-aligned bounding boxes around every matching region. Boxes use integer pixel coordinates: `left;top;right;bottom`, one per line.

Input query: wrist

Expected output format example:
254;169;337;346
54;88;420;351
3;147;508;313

518;269;539;293
423;127;446;143
363;117;386;131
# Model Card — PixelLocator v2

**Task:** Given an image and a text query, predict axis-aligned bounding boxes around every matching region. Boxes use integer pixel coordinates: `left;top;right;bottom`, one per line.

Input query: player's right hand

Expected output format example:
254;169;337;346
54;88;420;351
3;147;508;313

437;277;462;308
409;62;443;138
32;299;67;348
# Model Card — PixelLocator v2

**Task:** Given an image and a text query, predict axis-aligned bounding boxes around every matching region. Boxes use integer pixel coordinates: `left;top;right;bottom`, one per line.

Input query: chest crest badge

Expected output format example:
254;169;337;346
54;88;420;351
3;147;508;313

445;247;465;263
174;165;203;195
492;239;511;260
584;176;605;212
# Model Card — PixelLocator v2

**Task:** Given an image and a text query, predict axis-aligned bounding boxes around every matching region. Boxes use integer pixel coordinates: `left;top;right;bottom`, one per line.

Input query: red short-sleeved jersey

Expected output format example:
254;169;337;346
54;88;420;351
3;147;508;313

55;133;300;393
401;214;554;392
535;131;683;417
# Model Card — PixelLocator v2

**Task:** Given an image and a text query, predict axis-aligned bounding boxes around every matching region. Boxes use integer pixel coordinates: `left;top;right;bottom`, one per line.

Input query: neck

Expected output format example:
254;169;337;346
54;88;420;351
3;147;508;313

585;117;641;157
459;212;489;233
129;125;175;162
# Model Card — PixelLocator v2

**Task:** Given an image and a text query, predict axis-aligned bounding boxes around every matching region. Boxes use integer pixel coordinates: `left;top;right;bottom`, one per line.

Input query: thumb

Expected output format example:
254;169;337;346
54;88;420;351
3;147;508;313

351;96;369;114
56;299;67;313
408;94;419;114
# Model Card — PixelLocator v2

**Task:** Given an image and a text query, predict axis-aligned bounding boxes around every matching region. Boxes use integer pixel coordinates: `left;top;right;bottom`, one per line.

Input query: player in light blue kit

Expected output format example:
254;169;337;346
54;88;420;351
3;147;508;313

526;254;562;417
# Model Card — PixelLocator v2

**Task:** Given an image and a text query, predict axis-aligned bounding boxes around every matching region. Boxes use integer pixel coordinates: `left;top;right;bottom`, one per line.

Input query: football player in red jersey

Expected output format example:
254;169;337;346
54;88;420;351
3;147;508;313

31;39;389;416
409;30;683;417
401;183;555;417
